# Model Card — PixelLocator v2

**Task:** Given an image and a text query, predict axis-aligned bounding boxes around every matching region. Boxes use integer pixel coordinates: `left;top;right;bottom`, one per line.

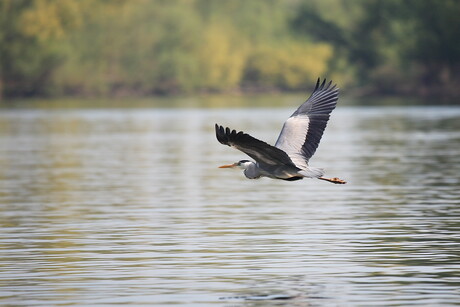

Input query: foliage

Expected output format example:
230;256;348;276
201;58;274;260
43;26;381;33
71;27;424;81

244;43;332;90
293;0;460;97
0;0;459;99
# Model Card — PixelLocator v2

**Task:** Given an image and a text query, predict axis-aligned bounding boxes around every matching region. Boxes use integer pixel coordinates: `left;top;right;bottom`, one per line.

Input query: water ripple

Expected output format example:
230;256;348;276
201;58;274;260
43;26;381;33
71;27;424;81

1;107;460;306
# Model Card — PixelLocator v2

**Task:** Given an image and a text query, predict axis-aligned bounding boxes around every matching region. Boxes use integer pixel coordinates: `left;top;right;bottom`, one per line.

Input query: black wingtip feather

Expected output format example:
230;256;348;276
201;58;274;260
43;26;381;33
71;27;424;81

314;78;320;91
216;124;246;147
312;78;337;95
215;124;229;146
320;78;326;90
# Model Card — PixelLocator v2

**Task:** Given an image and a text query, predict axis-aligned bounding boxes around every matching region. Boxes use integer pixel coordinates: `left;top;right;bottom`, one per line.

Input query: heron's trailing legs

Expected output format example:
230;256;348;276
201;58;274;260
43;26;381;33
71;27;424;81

319;177;347;184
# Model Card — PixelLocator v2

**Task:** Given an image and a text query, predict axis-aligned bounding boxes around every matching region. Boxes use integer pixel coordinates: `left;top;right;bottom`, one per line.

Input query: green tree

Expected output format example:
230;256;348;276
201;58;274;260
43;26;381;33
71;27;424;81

0;0;83;98
387;0;460;93
292;0;460;97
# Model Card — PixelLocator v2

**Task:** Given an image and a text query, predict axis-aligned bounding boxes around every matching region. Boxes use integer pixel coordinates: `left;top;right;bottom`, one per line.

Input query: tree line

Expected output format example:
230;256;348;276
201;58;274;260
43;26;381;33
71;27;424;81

1;0;458;100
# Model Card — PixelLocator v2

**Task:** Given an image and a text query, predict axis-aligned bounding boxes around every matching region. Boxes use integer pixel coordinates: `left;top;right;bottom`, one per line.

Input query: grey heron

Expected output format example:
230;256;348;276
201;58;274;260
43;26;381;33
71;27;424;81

215;78;346;184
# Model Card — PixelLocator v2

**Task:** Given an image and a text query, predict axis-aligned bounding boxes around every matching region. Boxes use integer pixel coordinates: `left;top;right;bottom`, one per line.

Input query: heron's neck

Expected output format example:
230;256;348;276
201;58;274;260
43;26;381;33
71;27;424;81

243;162;260;179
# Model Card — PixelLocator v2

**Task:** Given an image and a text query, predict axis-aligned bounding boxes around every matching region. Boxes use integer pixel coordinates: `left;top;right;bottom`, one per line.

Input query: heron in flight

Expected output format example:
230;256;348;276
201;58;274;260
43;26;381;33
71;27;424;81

215;78;346;184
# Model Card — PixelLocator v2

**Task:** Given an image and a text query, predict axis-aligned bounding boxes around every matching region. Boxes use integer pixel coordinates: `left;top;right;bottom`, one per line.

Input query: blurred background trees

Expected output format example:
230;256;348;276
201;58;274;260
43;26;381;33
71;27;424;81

0;0;458;99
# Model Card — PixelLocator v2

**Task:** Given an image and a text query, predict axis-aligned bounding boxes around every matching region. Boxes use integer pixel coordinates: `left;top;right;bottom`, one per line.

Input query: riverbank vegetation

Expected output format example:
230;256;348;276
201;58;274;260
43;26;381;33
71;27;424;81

1;0;459;100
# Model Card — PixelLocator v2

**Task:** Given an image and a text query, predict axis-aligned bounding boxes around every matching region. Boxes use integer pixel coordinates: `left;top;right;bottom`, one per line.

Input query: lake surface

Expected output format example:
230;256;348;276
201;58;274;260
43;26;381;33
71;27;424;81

1;105;459;306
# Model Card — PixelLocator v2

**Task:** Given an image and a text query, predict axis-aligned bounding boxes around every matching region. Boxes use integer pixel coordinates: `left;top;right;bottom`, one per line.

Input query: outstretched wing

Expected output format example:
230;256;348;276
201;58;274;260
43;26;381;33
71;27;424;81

275;78;339;169
215;124;295;167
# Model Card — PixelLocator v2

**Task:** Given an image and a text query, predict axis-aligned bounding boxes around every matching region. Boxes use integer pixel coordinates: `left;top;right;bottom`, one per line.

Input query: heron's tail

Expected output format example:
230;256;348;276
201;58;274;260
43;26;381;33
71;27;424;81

299;167;324;178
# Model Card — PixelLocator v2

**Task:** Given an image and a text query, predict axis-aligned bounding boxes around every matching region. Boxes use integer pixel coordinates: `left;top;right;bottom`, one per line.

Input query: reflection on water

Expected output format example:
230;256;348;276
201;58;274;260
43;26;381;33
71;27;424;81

0;106;459;306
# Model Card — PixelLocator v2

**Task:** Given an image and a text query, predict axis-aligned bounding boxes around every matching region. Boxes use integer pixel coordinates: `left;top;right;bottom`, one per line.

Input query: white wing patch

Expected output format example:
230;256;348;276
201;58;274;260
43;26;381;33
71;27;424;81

275;115;310;169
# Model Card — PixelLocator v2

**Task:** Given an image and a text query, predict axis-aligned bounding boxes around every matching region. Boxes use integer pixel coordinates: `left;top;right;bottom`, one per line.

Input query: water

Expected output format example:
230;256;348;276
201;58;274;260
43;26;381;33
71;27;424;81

1;105;459;306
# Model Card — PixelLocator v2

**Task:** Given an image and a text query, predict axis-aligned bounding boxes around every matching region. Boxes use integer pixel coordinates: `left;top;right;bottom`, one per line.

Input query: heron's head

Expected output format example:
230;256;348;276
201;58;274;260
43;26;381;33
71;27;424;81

218;160;252;170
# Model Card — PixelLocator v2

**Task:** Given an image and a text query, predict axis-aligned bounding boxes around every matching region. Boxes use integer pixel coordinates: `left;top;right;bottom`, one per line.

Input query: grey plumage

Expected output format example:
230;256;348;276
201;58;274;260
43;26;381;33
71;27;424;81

275;78;338;169
215;78;345;184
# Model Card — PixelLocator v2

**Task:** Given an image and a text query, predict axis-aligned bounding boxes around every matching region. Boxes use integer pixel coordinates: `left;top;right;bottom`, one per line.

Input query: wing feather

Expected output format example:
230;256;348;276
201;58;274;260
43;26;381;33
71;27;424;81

215;124;295;167
275;78;339;168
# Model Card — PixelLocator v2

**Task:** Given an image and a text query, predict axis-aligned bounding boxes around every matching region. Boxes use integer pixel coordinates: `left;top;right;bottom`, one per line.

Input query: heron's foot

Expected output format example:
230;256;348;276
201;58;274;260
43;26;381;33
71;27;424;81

319;177;347;184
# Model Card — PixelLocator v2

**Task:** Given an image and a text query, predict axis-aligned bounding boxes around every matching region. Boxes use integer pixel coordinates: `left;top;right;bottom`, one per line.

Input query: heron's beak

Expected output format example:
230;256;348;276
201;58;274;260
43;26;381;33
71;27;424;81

218;163;237;168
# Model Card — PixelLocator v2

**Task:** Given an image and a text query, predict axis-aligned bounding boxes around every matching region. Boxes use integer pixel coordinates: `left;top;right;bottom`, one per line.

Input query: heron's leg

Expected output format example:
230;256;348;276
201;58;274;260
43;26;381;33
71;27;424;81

318;177;347;184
